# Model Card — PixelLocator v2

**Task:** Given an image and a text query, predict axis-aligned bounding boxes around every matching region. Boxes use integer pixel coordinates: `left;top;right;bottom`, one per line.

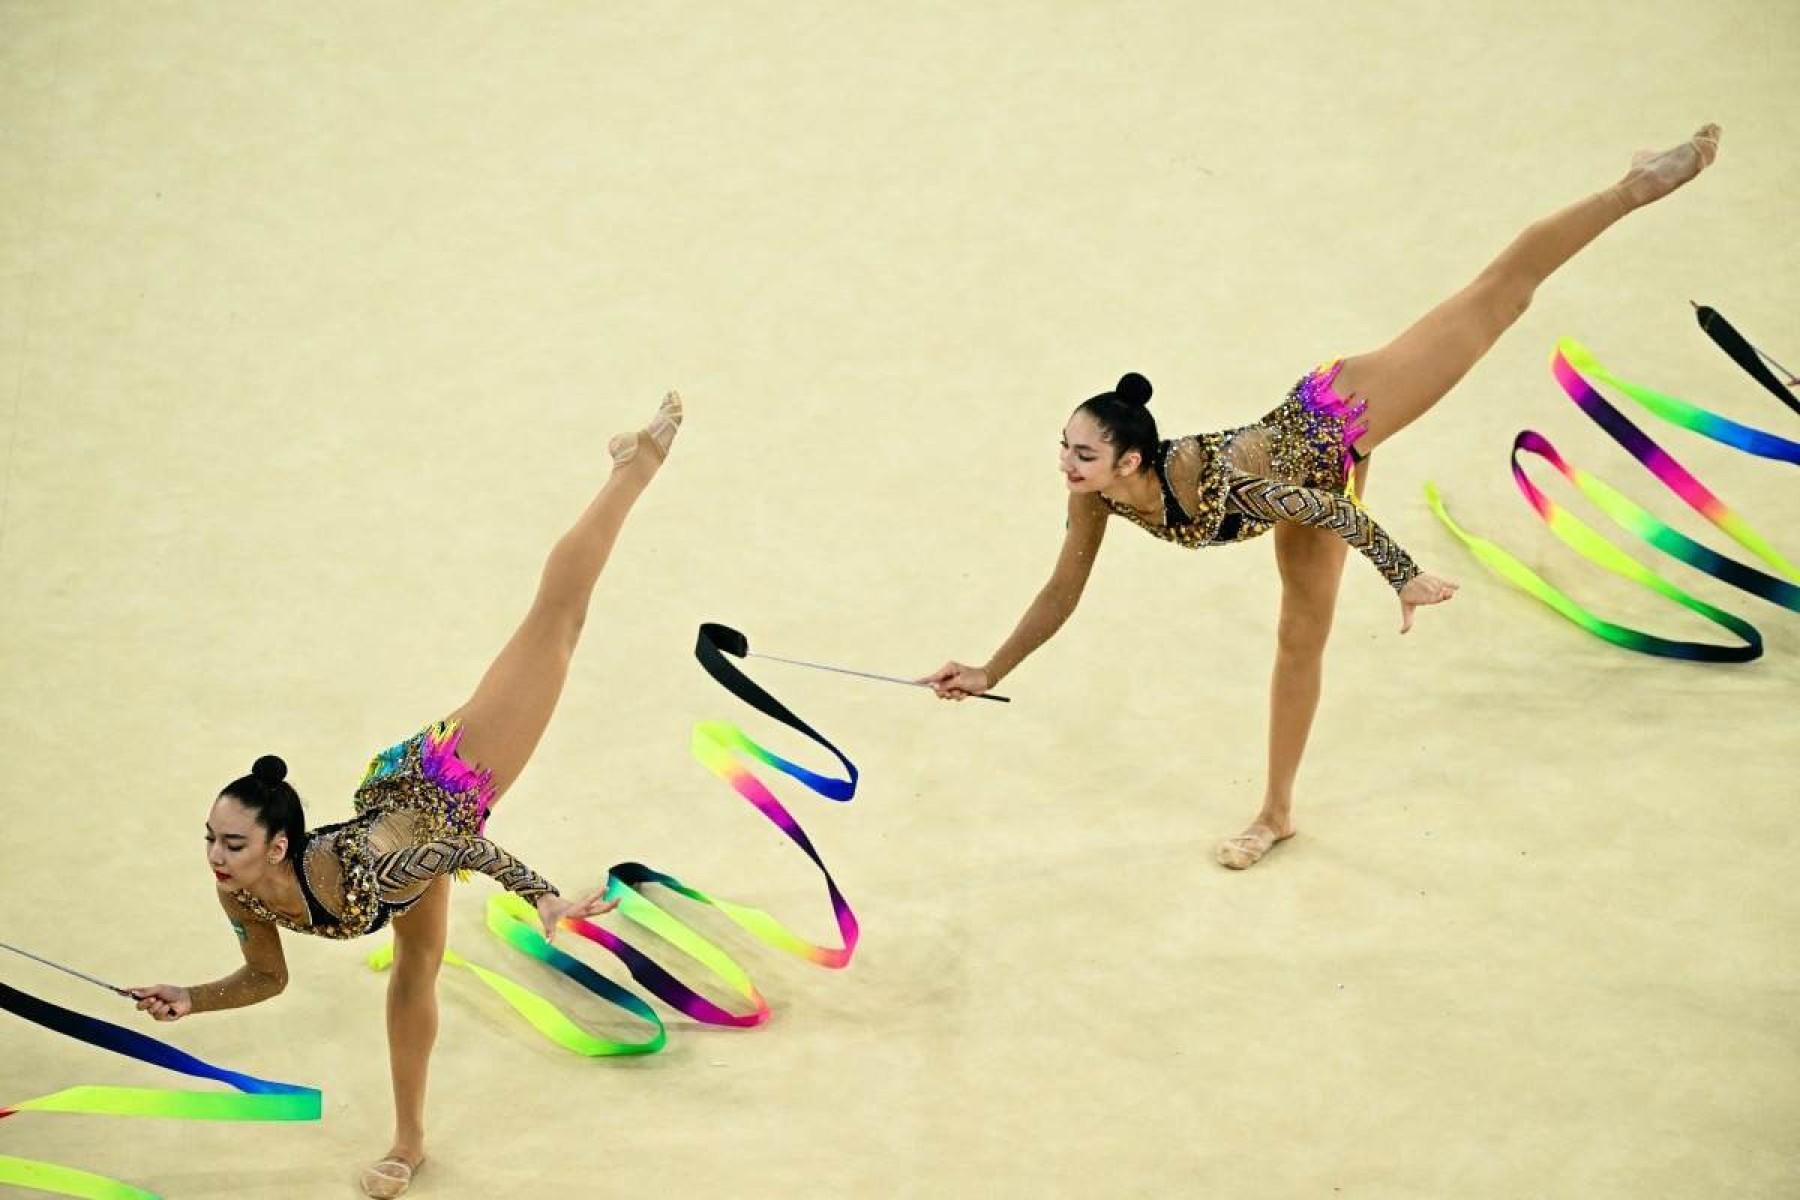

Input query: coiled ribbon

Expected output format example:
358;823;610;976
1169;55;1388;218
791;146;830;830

367;621;862;1053
0;983;320;1199
1426;306;1799;660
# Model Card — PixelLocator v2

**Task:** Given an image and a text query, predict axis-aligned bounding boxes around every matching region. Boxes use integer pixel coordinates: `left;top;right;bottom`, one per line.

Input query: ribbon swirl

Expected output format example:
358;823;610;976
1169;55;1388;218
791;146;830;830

368;621;863;1052
1426;306;1799;660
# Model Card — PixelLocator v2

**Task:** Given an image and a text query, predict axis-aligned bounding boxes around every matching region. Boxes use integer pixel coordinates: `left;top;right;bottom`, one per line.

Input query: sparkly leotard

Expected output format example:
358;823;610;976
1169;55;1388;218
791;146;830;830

1099;362;1422;590
230;719;558;941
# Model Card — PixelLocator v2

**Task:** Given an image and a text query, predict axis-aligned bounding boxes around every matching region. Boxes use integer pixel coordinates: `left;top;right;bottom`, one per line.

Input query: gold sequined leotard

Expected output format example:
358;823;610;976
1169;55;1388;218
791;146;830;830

231;720;558;941
1099;362;1422;590
229;813;557;941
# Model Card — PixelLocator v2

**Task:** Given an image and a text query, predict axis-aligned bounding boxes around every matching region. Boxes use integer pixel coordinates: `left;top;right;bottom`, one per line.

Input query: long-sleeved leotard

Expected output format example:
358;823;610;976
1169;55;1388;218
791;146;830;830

981;364;1419;691
192;821;556;1011
240;814;556;936
1097;364;1422;590
187;719;558;1011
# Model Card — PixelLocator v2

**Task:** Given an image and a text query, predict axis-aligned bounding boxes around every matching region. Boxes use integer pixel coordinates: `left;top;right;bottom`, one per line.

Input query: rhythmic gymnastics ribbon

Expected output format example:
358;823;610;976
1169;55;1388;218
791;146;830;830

369;621;862;1054
1426;306;1799;660
0;982;320;1199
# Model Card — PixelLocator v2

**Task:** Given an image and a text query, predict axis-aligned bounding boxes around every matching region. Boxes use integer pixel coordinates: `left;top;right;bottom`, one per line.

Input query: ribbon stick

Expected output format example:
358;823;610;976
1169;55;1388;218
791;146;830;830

0;983;320;1200
1426;306;1799;660
0;942;134;999
370;621;862;1053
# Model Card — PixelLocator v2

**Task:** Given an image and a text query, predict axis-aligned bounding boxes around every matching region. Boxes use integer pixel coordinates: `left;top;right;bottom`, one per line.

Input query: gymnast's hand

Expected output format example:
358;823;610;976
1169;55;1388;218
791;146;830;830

1398;572;1460;633
919;661;991;701
535;886;620;942
130;984;192;1022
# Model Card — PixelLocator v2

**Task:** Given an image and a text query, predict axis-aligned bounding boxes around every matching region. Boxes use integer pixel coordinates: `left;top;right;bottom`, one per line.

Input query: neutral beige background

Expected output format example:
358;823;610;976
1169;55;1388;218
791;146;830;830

2;2;1795;1197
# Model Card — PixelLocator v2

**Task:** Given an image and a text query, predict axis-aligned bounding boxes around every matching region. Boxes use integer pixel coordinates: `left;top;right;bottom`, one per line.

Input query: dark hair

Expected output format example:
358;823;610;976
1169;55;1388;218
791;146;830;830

219;754;306;861
1075;372;1159;470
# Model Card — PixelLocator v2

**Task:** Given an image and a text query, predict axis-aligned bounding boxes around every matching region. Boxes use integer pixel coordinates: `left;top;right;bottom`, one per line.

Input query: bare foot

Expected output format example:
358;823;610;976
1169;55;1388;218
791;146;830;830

608;390;684;481
361;1149;424;1198
1216;819;1295;870
1622;123;1721;207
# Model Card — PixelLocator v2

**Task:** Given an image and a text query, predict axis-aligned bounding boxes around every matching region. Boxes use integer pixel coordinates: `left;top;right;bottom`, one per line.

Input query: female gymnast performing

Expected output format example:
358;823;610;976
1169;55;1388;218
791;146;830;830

923;125;1721;870
127;393;684;1198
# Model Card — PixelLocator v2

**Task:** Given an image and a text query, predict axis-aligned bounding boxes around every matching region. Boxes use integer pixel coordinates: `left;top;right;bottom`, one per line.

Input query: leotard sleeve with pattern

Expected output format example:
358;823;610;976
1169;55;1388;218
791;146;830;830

1221;466;1421;590
369;835;560;906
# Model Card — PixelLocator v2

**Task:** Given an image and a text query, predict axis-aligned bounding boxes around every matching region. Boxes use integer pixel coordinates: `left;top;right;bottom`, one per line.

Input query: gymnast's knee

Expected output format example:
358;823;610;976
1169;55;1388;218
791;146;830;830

391;924;448;982
389;949;444;998
526;589;588;652
1276;610;1334;659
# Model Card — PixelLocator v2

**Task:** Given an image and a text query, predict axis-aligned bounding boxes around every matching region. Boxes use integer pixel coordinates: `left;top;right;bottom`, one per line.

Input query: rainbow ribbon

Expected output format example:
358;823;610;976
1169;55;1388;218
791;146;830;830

0;983;320;1199
369;621;861;1054
1426;306;1799;660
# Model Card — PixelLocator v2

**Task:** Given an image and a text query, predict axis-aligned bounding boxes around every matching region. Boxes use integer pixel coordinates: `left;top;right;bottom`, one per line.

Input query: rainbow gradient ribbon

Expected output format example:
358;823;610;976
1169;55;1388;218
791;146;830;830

370;622;861;1054
0;982;320;1199
1426;306;1799;660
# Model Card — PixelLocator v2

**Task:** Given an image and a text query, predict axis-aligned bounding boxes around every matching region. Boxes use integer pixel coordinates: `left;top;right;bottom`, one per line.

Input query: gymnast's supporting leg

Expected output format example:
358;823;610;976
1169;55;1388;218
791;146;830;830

361;877;451;1199
448;392;683;802
1217;467;1361;871
1333;124;1721;446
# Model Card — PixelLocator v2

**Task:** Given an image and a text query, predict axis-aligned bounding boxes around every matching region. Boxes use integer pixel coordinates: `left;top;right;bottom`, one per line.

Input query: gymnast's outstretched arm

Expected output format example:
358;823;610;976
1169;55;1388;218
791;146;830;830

922;491;1108;699
131;890;289;1020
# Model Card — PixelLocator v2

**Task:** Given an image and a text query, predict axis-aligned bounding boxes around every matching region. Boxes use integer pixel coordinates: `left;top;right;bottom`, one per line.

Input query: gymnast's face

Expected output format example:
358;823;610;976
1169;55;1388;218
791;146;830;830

1060;410;1143;492
205;796;285;891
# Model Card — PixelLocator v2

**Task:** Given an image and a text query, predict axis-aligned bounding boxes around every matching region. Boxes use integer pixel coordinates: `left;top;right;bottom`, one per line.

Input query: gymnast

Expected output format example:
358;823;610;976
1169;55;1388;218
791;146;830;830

923;126;1721;869
128;392;684;1198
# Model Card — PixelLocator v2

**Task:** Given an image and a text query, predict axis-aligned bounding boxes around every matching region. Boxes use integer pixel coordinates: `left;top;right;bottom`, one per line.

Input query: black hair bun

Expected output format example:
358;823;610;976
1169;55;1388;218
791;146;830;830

1115;372;1153;407
251;755;288;785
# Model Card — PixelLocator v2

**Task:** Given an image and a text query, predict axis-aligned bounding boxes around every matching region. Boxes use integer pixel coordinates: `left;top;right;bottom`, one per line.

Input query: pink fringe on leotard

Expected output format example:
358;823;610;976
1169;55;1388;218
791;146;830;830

359;718;497;836
418;721;496;831
1296;359;1370;482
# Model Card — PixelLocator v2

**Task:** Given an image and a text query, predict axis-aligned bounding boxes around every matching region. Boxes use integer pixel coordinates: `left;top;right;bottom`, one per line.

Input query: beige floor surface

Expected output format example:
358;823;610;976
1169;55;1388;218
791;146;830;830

2;2;1796;1198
